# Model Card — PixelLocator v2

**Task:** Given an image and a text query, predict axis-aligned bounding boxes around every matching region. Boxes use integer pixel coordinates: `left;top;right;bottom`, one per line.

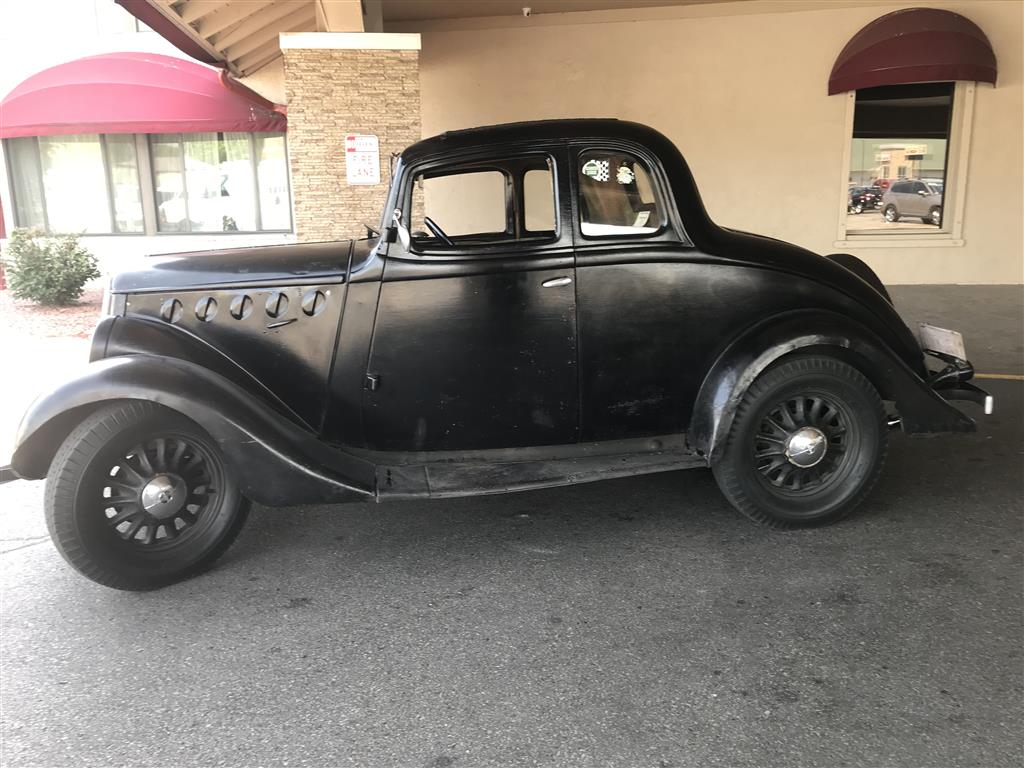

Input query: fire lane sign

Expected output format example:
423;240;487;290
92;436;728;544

345;134;380;185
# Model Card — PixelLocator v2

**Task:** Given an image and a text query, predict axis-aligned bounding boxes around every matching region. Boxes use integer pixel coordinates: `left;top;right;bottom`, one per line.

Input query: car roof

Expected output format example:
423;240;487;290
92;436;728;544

401;118;671;163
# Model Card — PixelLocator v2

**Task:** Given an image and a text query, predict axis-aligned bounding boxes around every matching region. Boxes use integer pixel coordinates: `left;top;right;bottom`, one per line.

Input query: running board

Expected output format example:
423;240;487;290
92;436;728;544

375;449;706;500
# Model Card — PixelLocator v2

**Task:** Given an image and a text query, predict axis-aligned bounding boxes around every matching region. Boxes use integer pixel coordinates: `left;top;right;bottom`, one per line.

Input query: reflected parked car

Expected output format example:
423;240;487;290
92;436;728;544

848;186;881;214
881;180;943;225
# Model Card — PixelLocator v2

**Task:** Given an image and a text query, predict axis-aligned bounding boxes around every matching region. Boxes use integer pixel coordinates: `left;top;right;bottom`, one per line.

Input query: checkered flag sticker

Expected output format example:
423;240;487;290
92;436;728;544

582;158;610;182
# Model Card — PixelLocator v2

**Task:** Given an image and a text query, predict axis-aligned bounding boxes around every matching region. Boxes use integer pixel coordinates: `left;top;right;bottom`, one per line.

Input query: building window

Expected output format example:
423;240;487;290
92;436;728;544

837;81;975;246
578;150;661;238
5;132;291;236
6;134;143;234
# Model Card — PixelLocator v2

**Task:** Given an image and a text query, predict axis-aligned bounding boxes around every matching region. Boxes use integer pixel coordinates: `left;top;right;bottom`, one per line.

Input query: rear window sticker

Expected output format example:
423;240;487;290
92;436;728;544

582;158;610;182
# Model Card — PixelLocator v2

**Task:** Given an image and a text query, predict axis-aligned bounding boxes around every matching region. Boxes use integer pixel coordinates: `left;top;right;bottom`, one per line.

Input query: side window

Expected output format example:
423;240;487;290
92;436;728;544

523;167;555;233
407;155;558;250
578;150;661;237
412;169;508;239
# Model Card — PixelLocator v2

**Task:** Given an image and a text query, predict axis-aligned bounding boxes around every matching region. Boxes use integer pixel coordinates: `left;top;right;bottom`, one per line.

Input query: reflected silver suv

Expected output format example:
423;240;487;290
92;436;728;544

881;180;943;226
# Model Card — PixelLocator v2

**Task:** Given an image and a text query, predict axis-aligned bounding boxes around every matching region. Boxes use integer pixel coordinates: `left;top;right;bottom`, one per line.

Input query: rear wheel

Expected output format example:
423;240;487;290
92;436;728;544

883;205;899;222
712;357;887;528
45;401;249;590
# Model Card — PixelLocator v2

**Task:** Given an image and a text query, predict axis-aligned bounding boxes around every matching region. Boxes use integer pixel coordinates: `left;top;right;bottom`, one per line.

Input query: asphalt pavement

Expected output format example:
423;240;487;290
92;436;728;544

1;288;1022;767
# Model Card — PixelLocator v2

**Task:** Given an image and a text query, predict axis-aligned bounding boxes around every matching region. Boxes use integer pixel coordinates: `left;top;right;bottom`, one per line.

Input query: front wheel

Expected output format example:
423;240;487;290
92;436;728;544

45;401;249;590
712;357;887;529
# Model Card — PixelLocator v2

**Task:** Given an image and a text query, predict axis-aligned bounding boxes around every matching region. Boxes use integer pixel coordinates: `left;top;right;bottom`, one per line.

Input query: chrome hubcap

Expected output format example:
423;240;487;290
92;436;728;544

141;474;188;519
100;436;219;547
754;394;851;492
784;427;828;468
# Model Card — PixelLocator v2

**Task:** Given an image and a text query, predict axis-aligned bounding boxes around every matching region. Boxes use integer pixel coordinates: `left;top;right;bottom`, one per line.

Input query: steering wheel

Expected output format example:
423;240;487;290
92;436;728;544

424;216;454;247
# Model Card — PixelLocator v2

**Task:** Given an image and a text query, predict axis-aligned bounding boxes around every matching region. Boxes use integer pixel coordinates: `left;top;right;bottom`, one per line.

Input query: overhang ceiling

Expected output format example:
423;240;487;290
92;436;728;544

381;0;735;22
121;0;741;76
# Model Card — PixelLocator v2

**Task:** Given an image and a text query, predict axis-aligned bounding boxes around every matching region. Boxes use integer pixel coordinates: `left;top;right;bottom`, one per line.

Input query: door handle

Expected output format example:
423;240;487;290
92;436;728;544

541;276;573;288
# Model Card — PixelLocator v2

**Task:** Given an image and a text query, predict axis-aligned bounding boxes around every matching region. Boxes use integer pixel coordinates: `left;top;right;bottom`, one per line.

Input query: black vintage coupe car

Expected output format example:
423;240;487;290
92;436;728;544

5;120;991;590
847;185;882;214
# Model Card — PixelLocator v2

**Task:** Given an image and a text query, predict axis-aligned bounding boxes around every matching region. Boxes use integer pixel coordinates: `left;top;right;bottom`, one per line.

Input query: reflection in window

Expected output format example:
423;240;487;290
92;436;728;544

578;151;661;237
148;132;289;233
6;131;290;235
847;83;952;232
6;134;143;234
7;137;46;229
39;135;111;234
256;134;290;231
105;135;144;233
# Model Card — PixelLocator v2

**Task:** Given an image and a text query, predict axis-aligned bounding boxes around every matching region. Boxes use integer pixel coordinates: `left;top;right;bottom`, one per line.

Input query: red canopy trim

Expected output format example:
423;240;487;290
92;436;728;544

0;52;286;139
828;7;997;95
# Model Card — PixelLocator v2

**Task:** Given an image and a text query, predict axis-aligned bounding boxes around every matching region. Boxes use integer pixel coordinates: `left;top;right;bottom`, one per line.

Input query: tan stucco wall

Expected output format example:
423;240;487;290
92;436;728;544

409;0;1023;285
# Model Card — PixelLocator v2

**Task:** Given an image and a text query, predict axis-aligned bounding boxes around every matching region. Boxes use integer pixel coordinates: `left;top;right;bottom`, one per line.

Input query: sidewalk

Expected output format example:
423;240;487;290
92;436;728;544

0;290;96;464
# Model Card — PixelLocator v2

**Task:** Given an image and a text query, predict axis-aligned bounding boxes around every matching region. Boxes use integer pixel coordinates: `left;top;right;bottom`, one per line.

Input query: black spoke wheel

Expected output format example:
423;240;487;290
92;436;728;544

101;435;221;549
46;401;249;590
753;393;853;493
712;356;887;528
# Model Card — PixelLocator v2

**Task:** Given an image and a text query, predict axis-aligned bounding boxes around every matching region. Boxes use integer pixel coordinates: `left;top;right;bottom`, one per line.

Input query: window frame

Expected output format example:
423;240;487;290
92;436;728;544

398;149;567;260
834;81;975;249
3;131;293;237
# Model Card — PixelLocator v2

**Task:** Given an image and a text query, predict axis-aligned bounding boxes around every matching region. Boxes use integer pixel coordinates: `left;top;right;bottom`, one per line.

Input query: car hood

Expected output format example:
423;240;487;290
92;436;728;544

111;238;378;293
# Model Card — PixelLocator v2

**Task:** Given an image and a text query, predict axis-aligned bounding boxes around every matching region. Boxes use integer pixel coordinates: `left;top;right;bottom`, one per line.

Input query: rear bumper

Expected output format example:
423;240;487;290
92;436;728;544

927;350;994;415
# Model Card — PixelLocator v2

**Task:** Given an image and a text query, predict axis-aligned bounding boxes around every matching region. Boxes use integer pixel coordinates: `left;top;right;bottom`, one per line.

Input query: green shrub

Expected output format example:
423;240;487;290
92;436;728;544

3;229;100;305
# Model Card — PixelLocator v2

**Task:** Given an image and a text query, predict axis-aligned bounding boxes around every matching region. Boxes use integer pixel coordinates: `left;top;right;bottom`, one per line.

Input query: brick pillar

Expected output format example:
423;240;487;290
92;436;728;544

281;33;421;242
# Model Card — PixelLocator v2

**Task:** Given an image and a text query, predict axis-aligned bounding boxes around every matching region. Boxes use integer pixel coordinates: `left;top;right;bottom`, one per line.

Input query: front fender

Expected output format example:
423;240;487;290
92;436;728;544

689;310;975;464
11;355;375;505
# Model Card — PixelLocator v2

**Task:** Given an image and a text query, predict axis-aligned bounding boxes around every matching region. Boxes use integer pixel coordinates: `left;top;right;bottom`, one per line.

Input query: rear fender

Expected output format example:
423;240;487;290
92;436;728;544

10;356;374;505
689;311;975;464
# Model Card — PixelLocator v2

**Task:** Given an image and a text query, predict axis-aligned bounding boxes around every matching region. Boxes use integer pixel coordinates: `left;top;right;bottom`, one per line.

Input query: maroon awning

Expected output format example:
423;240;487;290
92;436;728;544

828;7;997;95
0;52;286;139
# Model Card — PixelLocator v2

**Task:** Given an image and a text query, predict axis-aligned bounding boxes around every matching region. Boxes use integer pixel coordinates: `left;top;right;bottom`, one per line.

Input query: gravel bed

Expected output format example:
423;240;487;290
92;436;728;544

0;288;103;340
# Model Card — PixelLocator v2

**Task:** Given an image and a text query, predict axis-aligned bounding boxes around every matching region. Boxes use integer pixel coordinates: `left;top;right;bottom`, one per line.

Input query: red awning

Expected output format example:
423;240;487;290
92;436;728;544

0;52;286;139
828;8;997;95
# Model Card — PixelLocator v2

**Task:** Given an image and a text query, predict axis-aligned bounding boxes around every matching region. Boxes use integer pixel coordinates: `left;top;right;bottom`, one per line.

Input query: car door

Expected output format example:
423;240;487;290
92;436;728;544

906;181;928;216
571;144;700;441
362;149;579;452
